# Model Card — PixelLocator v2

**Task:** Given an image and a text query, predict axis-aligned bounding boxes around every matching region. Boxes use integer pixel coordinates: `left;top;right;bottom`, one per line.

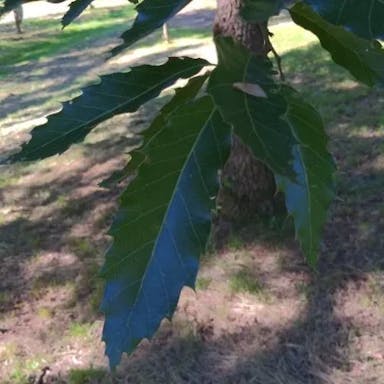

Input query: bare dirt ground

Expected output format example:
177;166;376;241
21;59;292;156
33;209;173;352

1;2;384;384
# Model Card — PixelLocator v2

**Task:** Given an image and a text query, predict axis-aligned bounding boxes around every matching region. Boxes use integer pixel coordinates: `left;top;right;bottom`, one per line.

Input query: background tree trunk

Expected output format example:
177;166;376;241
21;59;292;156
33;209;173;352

13;5;23;34
162;23;170;43
214;0;277;222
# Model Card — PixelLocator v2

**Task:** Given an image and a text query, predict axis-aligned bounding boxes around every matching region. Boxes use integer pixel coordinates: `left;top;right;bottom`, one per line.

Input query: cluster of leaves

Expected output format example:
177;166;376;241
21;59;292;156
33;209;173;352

1;0;384;367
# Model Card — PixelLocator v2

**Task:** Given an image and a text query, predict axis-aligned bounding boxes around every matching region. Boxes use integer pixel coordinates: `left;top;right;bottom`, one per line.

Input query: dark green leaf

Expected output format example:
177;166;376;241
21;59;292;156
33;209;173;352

208;37;335;265
101;96;231;367
111;0;191;56
62;0;95;27
208;37;296;177
7;57;209;162
0;0;22;15
304;0;384;40
277;86;335;265
240;0;284;22
291;3;384;87
99;74;209;188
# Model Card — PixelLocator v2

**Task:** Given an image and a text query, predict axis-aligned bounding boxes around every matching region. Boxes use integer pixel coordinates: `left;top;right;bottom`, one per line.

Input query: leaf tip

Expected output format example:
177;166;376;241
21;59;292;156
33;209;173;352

233;82;268;98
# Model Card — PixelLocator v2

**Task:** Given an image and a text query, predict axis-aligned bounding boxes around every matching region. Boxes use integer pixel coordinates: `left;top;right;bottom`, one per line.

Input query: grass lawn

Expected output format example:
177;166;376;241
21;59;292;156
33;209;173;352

0;5;384;384
0;8;135;69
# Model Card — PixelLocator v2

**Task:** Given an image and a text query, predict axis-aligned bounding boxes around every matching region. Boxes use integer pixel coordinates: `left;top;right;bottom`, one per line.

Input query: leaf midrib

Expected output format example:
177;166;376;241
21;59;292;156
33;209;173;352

294;4;374;85
22;62;207;158
124;105;216;331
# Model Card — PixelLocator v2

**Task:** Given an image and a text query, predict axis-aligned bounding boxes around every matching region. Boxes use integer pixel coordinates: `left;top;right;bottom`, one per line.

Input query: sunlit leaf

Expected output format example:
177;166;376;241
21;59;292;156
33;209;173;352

291;3;384;87
100;74;209;188
7;57;209;162
208;37;335;265
277;86;335;265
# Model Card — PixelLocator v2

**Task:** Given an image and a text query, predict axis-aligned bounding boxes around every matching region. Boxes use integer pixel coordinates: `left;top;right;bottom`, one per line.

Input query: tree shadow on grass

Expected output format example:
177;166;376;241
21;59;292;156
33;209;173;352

0;97;169;321
0;41;208;134
0;8;213;337
0;37;383;384
1;9;212;133
33;183;383;383
6;137;382;381
28;228;380;383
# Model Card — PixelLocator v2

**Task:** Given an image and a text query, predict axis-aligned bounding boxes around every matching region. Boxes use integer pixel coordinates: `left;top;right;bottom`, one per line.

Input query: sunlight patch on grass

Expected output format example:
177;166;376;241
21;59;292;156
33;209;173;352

0;7;135;69
269;21;318;54
68;322;93;339
8;357;48;384
195;276;212;291
112;30;212;67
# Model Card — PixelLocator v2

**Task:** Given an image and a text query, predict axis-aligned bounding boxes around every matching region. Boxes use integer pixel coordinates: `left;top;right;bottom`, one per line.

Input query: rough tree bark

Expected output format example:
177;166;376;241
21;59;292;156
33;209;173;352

214;0;277;223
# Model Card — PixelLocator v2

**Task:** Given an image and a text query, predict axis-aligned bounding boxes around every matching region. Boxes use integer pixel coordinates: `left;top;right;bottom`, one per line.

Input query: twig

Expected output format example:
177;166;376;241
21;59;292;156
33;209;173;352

259;25;285;81
36;366;50;384
270;41;285;82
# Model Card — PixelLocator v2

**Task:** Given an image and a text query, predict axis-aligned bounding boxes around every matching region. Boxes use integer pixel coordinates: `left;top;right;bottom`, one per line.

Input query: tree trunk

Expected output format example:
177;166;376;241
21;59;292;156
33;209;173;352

162;23;170;43
14;5;23;34
214;0;277;222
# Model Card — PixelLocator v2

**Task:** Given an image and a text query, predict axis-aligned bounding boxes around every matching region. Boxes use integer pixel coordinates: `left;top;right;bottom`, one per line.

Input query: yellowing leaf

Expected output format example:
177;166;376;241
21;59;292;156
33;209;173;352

233;82;267;98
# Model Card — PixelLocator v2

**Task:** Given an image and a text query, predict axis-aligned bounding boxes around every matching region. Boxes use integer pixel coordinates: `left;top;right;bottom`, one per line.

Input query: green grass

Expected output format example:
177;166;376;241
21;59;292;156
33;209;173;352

68;322;93;339
0;7;135;70
226;233;244;250
229;269;264;295
0;7;212;128
8;357;47;384
68;237;96;259
195;276;212;290
0;290;10;306
0;9;211;79
68;367;108;384
37;306;53;319
137;26;211;49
